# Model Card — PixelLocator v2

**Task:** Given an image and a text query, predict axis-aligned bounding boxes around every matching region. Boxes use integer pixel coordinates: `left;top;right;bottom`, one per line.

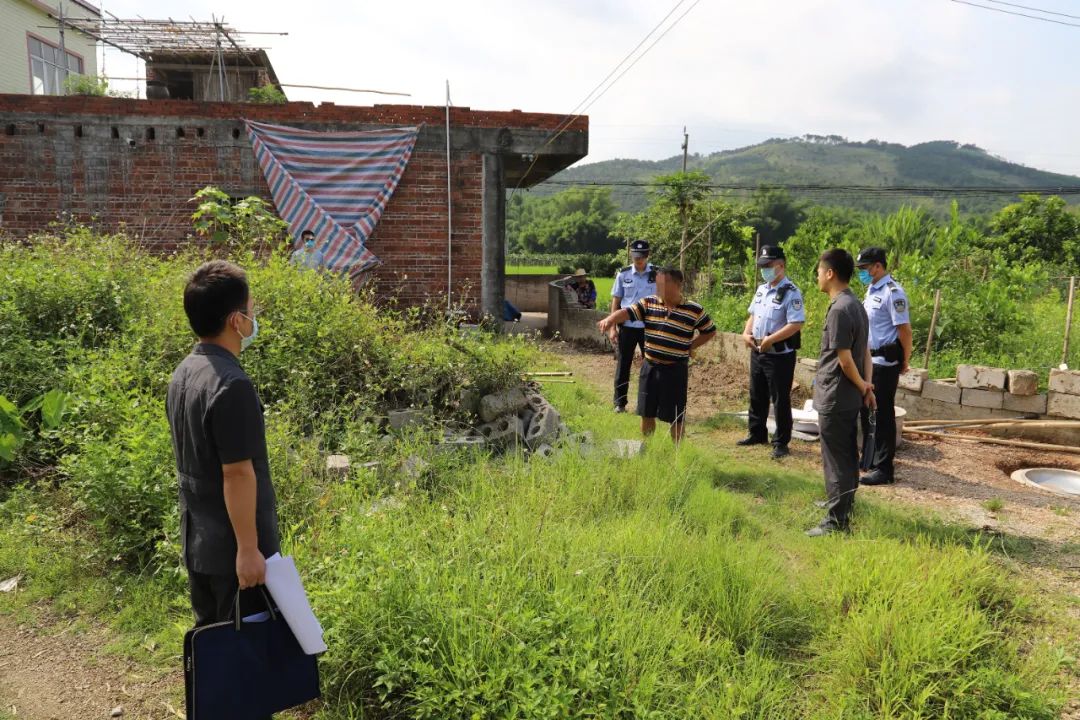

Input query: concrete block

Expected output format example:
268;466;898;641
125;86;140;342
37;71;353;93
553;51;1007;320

479;388;529;422
898;368;929;393
476;415;525;447
961;388;1004;410
533;443;556;458
921;380;961;404
957;364;1007;391
438;434;487;453
458;389;481;416
1002;392;1047;415
1048;368;1080;396
1006;370;1038;396
389;408;427;431
325;454;350;479
525;406;561;450
610;439;645;458
1047;391;1080;419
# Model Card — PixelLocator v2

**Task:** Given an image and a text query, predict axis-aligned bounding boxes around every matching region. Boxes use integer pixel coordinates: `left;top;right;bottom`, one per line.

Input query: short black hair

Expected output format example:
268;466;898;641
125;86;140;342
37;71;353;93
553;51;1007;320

183;260;249;337
818;248;854;283
300;229;315;238
658;267;684;284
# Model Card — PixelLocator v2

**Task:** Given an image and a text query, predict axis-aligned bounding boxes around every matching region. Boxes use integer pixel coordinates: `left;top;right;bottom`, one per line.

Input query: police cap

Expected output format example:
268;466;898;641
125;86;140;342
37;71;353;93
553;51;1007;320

755;244;786;267
856;247;888;267
629;240;650;255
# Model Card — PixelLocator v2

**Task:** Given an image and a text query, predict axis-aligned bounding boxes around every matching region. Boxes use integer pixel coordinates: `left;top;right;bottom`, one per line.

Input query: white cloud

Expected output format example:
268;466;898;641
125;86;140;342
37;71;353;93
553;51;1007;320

99;0;1080;175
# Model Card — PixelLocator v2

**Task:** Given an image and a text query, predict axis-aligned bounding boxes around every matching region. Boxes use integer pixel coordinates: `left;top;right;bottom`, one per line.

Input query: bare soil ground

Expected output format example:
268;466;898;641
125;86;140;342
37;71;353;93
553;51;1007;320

0;611;181;720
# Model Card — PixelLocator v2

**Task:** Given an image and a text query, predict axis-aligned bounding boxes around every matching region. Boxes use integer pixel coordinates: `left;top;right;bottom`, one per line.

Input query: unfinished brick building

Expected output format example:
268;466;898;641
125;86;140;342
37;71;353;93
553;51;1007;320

0;95;588;316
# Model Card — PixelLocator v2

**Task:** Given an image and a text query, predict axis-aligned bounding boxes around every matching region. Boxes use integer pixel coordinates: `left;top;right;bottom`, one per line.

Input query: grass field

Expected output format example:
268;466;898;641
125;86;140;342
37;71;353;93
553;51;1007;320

1;236;1075;718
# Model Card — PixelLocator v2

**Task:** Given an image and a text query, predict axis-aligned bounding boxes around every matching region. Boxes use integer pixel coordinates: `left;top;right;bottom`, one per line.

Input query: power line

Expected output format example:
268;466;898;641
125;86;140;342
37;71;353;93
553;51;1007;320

949;0;1080;27
985;0;1080;20
540;178;1080;196
510;0;701;195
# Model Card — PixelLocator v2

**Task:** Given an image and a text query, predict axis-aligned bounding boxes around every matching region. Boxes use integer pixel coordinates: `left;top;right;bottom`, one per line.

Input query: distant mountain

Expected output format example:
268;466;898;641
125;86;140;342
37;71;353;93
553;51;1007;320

536;136;1080;214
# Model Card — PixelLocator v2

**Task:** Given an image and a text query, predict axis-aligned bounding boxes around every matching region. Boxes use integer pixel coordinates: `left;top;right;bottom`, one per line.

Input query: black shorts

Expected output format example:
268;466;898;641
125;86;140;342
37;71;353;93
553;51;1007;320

637;359;689;424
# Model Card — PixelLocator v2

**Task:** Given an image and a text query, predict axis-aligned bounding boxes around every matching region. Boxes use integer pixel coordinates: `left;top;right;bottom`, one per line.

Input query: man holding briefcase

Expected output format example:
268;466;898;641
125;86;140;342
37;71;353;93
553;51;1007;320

167;260;281;627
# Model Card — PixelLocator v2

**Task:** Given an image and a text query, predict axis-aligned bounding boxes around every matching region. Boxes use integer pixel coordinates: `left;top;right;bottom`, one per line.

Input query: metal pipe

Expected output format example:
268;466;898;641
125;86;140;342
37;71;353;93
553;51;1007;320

445;80;453;312
1063;276;1076;367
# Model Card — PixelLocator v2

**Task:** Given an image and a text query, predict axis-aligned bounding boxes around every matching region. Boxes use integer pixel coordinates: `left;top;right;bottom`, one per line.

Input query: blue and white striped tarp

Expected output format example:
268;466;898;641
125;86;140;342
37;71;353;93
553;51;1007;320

246;120;420;280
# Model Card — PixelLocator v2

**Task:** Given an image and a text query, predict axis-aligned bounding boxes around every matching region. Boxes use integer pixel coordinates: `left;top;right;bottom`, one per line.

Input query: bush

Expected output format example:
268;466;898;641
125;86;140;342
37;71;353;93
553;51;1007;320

556;252;622;278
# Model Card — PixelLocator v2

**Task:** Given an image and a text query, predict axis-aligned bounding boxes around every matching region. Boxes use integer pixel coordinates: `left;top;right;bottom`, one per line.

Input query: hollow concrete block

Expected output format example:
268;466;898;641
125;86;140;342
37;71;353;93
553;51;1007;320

957;364;1007;391
1002;392;1047;415
922;380;961;404
325;454;350;480
898;368;928;393
479;388;529;422
525;406;561;450
1047;391;1080;419
1048;368;1080;396
961;388;1004;410
1006;370;1038;397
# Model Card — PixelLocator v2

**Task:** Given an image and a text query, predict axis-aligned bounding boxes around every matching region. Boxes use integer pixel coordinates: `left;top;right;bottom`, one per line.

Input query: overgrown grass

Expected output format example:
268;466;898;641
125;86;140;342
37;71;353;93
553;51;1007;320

0;230;1075;718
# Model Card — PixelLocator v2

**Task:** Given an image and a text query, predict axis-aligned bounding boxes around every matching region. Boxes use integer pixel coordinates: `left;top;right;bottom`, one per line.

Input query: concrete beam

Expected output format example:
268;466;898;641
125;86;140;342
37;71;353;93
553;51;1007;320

481;153;506;323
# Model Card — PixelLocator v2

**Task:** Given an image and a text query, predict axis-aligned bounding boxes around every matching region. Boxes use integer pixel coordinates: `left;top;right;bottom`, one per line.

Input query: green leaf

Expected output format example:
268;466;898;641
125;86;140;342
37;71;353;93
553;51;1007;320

0;395;24;431
0;431;22;462
41;389;69;429
20;393;45;415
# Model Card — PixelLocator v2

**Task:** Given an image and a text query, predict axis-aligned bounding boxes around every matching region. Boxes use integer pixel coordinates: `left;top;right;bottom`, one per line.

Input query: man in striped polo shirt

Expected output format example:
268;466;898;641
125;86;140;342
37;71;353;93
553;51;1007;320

598;268;716;442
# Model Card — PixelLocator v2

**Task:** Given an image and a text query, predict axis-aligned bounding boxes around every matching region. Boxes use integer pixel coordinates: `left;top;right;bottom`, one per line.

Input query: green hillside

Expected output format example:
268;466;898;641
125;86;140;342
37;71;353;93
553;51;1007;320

539;136;1080;214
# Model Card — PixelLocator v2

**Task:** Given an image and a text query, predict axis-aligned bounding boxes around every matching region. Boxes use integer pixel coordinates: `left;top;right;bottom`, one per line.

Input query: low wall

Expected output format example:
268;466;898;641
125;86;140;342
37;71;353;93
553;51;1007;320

506;274;564;313
699;332;817;389
547;278;610;349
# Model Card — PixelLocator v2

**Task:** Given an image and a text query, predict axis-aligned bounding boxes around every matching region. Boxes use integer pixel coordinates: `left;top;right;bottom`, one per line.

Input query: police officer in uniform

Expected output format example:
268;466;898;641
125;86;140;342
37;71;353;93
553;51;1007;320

738;245;805;459
855;247;912;486
609;240;657;412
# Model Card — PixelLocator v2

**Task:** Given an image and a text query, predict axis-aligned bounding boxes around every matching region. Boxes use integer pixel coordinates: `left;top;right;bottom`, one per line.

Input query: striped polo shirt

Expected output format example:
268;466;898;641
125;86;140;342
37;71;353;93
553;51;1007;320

626;295;716;364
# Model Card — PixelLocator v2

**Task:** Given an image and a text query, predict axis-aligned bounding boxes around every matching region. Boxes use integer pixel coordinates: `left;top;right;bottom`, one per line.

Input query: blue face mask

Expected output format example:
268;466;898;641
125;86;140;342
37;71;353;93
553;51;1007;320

761;266;778;284
238;313;259;351
858;269;873;285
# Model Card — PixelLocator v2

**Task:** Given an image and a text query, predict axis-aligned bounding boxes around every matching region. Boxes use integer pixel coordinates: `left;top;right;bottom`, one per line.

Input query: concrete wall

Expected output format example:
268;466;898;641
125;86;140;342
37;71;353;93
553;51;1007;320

506;274;562;313
0;95;586;309
0;1;98;94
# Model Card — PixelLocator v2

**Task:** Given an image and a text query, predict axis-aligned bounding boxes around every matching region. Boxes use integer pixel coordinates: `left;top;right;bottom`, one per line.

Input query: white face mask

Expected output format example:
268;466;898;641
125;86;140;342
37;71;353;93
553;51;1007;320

237;312;259;351
761;266;778;283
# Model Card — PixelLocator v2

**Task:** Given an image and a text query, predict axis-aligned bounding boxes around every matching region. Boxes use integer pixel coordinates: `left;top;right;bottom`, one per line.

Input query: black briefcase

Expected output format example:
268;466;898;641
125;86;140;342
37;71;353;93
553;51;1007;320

184;588;321;719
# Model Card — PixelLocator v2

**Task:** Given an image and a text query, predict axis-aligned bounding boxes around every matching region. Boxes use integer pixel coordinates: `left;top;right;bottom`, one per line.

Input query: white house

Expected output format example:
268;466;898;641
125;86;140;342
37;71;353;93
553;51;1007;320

0;0;100;95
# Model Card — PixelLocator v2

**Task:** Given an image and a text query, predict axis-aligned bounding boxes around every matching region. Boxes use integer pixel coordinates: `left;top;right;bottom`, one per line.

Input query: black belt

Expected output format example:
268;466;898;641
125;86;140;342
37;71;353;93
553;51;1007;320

870;341;901;361
754;339;794;354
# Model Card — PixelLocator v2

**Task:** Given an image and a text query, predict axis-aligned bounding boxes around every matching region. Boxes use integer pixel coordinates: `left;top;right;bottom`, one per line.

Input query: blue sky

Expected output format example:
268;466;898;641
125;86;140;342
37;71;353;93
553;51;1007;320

96;0;1080;176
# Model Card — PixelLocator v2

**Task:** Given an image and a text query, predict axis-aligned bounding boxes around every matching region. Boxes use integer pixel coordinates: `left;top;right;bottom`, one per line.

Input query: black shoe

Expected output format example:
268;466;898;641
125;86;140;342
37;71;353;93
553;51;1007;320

806;522;849;537
736;436;768;447
770;445;790;459
860;470;895;486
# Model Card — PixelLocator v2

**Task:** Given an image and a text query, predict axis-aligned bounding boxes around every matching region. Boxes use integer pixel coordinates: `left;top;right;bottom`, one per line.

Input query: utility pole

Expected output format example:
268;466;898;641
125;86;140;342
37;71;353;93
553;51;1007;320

679;127;689;275
58;1;68;92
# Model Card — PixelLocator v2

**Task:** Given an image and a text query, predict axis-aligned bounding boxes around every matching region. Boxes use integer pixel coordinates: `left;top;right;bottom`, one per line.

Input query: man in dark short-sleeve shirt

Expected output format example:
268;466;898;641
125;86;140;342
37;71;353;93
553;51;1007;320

807;249;875;537
597;267;715;443
166;260;280;628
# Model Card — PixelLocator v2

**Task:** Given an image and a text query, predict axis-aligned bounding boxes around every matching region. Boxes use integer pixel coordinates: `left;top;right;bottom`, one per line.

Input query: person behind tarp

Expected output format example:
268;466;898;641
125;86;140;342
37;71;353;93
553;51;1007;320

807;249;875;537
290;229;324;270
855;247;912;486
167;260;281;635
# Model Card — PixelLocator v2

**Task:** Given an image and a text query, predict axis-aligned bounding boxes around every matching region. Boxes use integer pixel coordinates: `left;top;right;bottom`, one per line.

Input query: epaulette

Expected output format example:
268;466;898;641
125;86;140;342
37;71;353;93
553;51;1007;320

620;265;632;272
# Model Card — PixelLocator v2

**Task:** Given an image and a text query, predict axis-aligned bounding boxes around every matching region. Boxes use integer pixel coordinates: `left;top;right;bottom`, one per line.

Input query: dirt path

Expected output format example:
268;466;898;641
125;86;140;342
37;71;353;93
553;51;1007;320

549;340;1080;549
0;611;180;720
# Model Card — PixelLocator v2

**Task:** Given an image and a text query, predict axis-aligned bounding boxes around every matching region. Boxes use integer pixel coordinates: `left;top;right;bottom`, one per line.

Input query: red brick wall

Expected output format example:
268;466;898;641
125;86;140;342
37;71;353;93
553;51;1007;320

0;95;585;307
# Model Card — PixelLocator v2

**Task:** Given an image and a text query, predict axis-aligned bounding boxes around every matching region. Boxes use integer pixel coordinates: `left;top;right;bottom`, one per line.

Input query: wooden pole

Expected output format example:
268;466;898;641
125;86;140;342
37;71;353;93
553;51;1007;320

1062;276;1076;367
923;289;942;370
905;427;1080;455
679;127;689;276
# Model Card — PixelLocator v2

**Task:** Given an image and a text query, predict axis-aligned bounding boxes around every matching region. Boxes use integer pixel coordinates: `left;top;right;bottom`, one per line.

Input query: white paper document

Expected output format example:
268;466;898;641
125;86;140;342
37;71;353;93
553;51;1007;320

264;553;328;655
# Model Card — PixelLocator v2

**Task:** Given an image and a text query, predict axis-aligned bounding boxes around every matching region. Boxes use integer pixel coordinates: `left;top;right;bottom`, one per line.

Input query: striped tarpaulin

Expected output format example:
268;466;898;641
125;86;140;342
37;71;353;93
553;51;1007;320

245;120;420;280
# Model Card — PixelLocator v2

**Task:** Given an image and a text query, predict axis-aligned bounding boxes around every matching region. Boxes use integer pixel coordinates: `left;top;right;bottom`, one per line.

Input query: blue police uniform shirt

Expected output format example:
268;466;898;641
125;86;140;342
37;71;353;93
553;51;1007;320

864;273;911;366
612;263;657;329
747;277;806;353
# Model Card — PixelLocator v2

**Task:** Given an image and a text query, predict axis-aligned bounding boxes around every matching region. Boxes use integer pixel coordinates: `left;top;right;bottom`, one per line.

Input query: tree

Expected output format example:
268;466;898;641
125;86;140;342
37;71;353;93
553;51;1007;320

506;187;619;254
987;195;1080;268
746;187;807;247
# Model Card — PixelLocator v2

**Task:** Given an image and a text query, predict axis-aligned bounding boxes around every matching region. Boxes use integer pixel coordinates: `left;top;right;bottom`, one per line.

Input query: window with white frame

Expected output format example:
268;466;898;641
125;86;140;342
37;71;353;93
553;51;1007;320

28;36;83;95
